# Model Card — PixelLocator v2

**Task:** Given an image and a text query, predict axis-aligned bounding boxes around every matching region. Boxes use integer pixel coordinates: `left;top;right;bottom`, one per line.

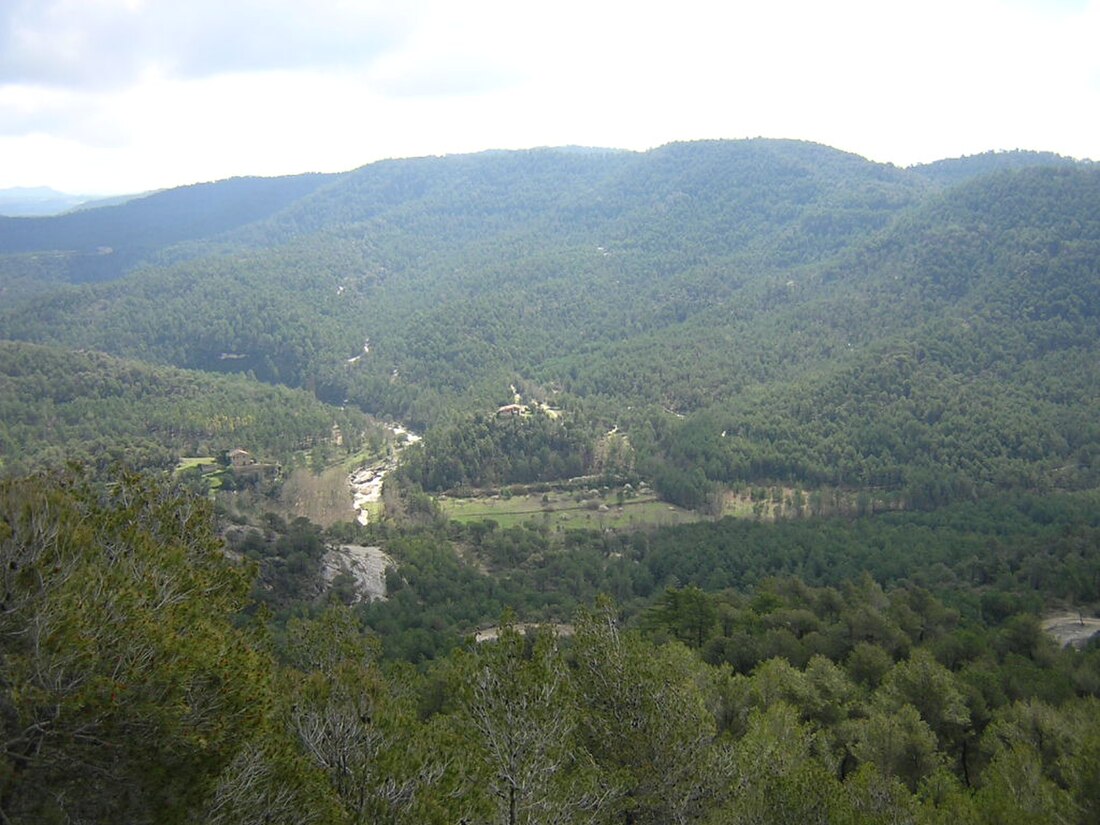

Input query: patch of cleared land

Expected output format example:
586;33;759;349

440;489;703;530
441;483;887;531
722;488;816;520
1042;612;1100;649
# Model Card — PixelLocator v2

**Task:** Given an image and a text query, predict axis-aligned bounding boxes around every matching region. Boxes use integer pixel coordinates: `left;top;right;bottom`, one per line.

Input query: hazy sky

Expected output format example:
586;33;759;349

1;0;1097;194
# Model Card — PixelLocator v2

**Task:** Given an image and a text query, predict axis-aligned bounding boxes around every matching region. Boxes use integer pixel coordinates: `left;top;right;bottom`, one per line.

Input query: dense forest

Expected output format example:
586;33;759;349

0;340;378;475
2;472;1099;823
0;172;335;283
2;142;1096;493
1;140;1098;822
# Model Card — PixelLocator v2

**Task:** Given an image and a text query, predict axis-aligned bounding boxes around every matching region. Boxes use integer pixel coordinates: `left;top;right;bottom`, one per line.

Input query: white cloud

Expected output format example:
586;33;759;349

0;0;417;88
0;0;1096;192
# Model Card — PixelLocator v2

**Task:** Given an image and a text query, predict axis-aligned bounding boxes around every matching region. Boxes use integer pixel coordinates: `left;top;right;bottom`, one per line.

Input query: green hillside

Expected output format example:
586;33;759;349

909;149;1092;186
0;340;376;475
0;141;931;401
0;172;335;285
2;141;1100;824
0;141;1096;498
633;166;1100;501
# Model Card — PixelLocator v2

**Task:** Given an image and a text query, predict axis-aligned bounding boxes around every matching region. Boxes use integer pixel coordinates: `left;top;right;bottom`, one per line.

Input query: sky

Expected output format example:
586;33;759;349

1;0;1098;195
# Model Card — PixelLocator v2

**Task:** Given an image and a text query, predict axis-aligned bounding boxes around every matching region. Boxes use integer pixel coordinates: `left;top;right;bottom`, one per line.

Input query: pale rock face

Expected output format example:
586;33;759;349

1042;613;1100;649
320;544;394;603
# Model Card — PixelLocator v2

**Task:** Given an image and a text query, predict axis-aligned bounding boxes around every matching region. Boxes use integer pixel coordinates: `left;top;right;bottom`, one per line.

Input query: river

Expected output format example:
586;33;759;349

348;424;421;525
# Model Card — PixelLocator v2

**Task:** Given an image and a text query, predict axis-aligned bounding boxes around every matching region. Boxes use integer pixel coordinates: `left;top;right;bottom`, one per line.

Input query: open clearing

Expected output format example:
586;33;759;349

175;457;224;491
440;490;703;530
1042;612;1100;649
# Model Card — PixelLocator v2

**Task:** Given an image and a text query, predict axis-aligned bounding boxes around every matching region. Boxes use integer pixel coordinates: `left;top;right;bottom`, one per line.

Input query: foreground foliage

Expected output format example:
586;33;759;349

0;473;268;821
2;472;1099;823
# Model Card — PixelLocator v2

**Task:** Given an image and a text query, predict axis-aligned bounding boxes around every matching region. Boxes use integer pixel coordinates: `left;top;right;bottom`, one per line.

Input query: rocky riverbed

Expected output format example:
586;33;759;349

348;425;420;525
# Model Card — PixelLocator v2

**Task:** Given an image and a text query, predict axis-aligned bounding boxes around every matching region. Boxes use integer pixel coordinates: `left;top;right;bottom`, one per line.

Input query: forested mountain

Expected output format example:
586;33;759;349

0;140;927;419
1;140;1095;495
3;139;1100;823
634;165;1100;501
0;186;92;216
910;149;1092;186
0;172;335;285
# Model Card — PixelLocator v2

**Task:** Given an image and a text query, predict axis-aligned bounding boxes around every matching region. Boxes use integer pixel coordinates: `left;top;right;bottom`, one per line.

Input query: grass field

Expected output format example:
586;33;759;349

175;456;224;491
176;456;217;472
440;490;703;530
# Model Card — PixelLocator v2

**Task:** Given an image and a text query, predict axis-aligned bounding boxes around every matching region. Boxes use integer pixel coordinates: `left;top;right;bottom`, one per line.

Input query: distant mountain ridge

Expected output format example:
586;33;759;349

1;141;1086;280
909;149;1093;186
0;172;337;281
0;187;152;216
0;186;94;217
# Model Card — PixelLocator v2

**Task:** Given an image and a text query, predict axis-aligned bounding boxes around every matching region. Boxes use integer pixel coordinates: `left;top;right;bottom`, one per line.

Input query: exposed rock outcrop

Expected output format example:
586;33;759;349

321;544;394;603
